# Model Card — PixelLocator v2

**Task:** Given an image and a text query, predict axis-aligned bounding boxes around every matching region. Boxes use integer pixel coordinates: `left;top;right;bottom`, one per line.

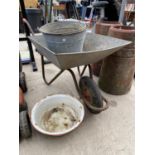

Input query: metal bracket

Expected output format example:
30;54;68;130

41;55;93;96
77;65;93;79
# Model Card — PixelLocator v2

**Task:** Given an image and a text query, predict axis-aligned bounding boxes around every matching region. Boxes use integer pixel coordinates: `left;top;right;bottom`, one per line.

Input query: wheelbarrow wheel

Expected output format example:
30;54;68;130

19;110;32;139
19;72;27;93
79;76;105;114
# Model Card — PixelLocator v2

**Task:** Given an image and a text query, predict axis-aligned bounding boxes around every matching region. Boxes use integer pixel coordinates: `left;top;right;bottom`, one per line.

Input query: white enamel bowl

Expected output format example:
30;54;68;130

31;94;85;136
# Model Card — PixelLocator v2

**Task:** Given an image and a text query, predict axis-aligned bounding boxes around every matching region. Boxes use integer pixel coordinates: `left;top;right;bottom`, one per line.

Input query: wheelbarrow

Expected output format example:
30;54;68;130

28;31;131;113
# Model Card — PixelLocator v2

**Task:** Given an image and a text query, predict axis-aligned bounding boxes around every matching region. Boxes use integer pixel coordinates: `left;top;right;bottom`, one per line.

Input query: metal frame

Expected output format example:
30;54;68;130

78;65;93;79
41;54;109;112
19;0;38;71
41;55;92;96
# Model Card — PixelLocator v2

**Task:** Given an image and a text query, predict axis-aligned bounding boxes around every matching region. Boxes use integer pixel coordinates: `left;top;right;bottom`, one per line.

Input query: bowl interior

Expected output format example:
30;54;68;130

31;94;85;136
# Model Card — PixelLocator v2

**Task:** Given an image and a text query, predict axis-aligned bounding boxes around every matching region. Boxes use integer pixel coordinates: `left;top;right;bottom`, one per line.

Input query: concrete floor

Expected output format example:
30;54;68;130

19;43;134;155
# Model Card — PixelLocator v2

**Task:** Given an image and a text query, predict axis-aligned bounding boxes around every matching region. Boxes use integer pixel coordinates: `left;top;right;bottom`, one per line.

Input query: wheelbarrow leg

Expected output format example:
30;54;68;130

67;69;81;97
41;55;92;98
80;65;87;77
88;64;93;79
77;67;81;76
41;55;64;85
78;65;93;79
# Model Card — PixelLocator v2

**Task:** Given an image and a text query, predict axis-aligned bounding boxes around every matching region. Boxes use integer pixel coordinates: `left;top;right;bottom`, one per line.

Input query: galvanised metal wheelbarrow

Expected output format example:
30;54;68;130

29;32;131;114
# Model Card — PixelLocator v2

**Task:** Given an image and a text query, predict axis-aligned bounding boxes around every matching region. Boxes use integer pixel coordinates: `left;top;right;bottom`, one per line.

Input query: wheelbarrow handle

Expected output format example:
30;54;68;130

22;18;35;36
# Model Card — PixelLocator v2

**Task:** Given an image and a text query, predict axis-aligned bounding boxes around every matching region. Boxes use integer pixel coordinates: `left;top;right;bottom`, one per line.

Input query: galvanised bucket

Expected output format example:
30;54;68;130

39;21;86;53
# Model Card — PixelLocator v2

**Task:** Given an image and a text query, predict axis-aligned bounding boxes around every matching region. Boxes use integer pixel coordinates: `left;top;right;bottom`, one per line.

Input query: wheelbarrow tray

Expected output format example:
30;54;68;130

29;33;131;69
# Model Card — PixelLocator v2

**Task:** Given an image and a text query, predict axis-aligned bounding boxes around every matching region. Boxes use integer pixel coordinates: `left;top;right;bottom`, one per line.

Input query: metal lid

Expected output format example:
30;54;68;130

39;21;86;35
